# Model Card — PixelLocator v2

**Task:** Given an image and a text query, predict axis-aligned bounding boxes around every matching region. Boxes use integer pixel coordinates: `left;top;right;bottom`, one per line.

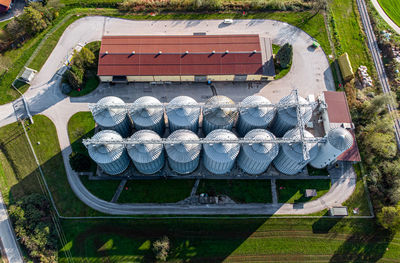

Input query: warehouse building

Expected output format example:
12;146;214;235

97;34;274;83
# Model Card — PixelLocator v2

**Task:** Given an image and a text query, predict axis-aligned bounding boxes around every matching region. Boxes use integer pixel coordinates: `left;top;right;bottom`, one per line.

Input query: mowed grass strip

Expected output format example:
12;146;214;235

378;0;400;27
0;115;102;216
59;218;400;262
197;180;272;203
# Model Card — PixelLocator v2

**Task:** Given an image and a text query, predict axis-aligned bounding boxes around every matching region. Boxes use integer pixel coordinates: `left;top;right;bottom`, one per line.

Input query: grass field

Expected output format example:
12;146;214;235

67;111;95;155
197;180;272;203
118;180;195;203
59;217;400;262
276;179;331;203
378;0;400;27
0;115;102;216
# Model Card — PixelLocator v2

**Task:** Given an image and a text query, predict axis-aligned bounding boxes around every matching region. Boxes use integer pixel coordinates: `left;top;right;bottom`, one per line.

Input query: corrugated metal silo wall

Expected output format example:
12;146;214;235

98;149;131;175
132;151;165;175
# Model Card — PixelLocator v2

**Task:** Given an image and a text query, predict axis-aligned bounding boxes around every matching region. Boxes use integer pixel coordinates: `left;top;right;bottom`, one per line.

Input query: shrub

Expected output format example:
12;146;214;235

69;152;92;172
152;236;170;261
276;43;293;69
377;206;400;230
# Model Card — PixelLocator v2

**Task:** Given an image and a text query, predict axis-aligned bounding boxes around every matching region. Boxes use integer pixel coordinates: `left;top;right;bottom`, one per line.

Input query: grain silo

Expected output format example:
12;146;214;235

203;96;238;136
203;129;240;175
270;93;313;137
237;129;279;175
310;127;353;169
272;128;319;175
237;95;276;137
92;96;131;137
126;130;164;175
87;130;130;175
165;130;201;174
166;96;200;133
130;96;165;135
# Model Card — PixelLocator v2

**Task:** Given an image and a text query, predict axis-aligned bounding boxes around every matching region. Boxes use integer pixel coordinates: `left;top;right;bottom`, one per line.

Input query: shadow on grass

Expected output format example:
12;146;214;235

276;179;331;203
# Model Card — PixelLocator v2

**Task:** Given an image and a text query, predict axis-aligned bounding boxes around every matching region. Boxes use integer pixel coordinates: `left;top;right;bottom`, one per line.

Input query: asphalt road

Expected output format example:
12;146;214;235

357;0;400;146
370;0;400;34
0;193;23;263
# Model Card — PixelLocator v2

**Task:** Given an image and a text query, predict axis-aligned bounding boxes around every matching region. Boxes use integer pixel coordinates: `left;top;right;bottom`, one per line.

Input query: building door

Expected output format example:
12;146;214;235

194;75;207;82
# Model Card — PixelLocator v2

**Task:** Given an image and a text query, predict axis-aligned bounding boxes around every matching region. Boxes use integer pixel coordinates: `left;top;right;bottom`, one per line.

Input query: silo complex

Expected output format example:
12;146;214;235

87;130;130;175
310;127;353;169
92;96;131;137
270;93;313;137
166;96;200;133
203;129;240;175
165;130;201;174
237;95;276;137
203;96;238;135
238;129;279;175
130;96;165;135
126;130;164;175
272;128;319;175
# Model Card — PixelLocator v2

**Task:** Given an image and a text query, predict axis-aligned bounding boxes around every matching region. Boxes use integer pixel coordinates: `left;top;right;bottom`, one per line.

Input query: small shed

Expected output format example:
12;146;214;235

305;189;317;198
20;67;37;83
329;206;348;217
338;53;354;81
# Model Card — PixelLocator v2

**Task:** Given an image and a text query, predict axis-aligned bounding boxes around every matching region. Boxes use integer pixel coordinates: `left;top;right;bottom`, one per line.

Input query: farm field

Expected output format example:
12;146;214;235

378;0;400;27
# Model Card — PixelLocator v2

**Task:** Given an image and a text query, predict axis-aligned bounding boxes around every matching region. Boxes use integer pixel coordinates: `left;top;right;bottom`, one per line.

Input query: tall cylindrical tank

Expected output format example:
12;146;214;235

310;127;353;169
270;93;312;137
92;96;131;137
237;95;276;137
237;129;279;175
272;128;319;175
87;130;130;175
166;96;200;133
203;129;240;175
165;130;201;174
203;96;238;136
126;130;164;175
130;96;165;135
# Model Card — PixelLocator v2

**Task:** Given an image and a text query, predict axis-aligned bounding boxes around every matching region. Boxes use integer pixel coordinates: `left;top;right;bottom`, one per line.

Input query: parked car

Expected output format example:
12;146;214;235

223;19;233;24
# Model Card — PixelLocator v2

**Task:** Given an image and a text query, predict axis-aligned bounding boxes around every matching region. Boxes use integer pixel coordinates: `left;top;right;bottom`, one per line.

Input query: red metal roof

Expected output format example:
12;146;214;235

98;35;264;76
323;91;361;162
0;0;11;12
323;91;353;124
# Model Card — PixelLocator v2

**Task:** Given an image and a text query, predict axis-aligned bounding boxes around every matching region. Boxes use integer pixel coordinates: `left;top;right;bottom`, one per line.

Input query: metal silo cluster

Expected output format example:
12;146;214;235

130;96;165;135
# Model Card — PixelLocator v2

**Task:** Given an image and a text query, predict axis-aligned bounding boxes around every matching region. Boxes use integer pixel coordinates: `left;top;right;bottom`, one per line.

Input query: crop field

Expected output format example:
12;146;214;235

378;0;400;27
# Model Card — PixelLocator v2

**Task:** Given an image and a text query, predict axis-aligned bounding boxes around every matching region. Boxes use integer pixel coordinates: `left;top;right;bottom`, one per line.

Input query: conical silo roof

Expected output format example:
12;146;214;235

126;130;163;164
277;93;312;124
203;129;240;163
281;128;319;162
130;96;164;128
166;96;200;131
203;96;238;127
327;127;353;151
241;129;279;162
88;130;125;164
165;130;201;163
240;95;275;127
92;96;127;127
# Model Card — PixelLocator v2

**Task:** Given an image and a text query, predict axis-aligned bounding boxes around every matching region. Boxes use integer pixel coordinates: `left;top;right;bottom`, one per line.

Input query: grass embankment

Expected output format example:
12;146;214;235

329;0;375;76
377;0;400;27
0;7;330;105
276;179;331;203
119;180;195;203
59;218;400;262
197;180;272;203
0;115;102;216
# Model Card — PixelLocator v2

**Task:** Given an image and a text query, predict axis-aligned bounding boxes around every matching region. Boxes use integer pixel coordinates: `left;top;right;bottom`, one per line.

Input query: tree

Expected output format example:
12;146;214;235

69;152;91;171
152;236;170;261
66;65;84;90
73;47;95;69
18;6;48;35
377;206;400;230
276;43;293;69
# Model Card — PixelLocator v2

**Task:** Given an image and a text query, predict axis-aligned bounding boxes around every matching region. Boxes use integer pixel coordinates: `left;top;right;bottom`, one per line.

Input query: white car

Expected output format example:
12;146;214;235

224;19;233;24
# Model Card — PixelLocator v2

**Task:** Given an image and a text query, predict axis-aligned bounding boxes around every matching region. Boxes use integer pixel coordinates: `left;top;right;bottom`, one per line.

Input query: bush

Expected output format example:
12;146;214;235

152;236;170;261
66;46;97;91
276;43;293;69
377;206;400;230
8;194;57;263
69;152;92;172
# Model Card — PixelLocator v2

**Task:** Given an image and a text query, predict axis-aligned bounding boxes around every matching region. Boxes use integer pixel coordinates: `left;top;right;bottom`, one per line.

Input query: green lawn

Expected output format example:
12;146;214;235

276;179;331;203
307;165;329;176
378;0;400;27
67;111;95;155
59;218;400;262
0;115;102;216
329;0;375;75
118;180;195;203
80;176;120;202
197;180;272;203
